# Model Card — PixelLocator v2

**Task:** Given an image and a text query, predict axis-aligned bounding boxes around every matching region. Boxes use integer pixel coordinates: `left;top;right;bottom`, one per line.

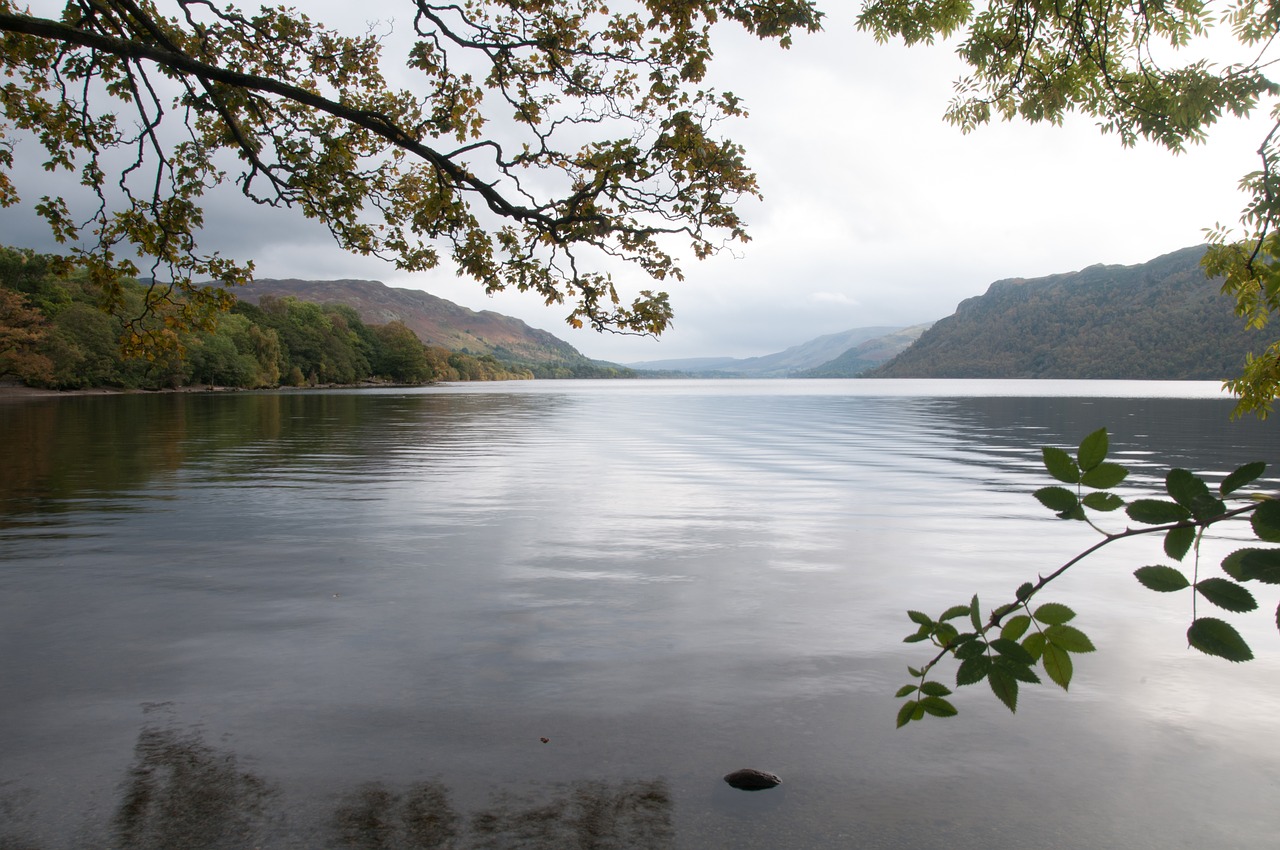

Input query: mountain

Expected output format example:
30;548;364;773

870;246;1265;380
795;323;934;377
230;278;625;376
628;326;909;377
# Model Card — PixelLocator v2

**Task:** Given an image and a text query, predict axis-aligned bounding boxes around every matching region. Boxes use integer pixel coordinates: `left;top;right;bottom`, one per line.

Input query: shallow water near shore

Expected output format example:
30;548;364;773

2;379;1279;848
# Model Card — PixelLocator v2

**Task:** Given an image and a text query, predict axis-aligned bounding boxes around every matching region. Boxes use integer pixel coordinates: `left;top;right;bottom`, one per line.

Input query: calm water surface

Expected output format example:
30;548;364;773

2;379;1279;848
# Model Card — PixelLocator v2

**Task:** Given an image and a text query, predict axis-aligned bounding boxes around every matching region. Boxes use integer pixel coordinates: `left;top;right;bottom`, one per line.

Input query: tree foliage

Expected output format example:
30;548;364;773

896;428;1279;726
0;0;820;355
856;0;1280;416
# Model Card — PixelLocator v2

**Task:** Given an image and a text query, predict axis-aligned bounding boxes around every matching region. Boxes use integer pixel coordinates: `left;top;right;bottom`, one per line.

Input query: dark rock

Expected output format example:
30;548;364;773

722;769;782;791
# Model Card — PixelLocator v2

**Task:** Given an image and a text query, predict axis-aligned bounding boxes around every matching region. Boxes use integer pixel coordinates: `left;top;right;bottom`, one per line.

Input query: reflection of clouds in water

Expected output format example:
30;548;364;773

3;712;674;850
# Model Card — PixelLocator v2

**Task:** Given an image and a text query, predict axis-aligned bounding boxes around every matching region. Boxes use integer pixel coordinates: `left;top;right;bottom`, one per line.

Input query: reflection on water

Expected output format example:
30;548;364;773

0;711;672;850
113;708;275;850
2;381;1279;849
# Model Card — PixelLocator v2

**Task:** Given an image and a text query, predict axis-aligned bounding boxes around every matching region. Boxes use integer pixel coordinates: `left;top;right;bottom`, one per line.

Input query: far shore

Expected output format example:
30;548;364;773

0;380;436;401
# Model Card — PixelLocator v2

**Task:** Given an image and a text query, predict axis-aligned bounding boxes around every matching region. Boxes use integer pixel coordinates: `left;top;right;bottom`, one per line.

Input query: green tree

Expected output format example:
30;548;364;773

855;0;1280;415
186;312;279;387
372;320;433;383
0;0;821;355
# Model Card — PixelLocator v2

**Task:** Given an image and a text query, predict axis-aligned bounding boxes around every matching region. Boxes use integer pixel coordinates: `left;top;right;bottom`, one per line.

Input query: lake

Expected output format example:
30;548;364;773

2;379;1279;849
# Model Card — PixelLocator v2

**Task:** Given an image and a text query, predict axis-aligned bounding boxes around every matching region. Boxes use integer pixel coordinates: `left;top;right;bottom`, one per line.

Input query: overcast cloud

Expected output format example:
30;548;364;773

2;2;1267;363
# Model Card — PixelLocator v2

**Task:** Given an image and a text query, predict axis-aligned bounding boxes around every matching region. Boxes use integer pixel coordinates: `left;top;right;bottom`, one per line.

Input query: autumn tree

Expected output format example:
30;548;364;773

0;284;53;382
0;0;821;356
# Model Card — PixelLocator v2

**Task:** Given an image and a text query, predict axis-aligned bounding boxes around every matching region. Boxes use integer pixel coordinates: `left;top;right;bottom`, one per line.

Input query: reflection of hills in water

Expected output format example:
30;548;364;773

1;710;673;850
0;391;565;525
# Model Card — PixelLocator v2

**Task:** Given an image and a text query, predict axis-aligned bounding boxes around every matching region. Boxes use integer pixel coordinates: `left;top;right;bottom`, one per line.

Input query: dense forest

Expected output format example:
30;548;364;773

0;246;542;389
870;247;1264;379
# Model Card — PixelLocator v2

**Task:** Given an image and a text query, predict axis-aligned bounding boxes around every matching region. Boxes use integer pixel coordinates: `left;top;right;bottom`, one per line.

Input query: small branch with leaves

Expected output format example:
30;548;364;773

896;427;1280;727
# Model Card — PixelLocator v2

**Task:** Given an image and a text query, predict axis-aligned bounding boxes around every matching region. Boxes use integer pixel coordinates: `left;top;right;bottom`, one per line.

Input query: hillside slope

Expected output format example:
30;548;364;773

870;247;1264;380
231;278;612;373
797;324;934;377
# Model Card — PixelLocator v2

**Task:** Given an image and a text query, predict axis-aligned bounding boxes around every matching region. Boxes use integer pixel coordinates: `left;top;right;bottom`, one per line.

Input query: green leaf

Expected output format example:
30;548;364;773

989;637;1036;665
1058;504;1087;521
939;604;972;621
934;622;959;646
896;700;917;728
1275;600;1280;635
1001;614;1031;641
1015;582;1035;602
954;639;987;660
1187;617;1254;662
1166;469;1223;520
992;657;1041;684
1126;499;1191;525
903;631;931;643
1032;602;1076;625
1221;549;1248;581
1220;461;1266;496
1021;631;1046;661
1034;486;1078;513
919;696;958;717
1077;428;1109;471
1041;642;1074;690
1044;624;1097;653
1251;500;1280;543
1042;446;1080;484
1134;565;1191;592
1165;468;1200;504
1081;462;1127;489
907;610;933;627
1195;578;1258;612
969;594;981;631
1163;525;1196;562
919;681;953;697
894;685;917;698
1239;548;1280;584
907;666;923;677
991;602;1019;620
988;666;1019;712
1082;491;1125;512
956;655;991;686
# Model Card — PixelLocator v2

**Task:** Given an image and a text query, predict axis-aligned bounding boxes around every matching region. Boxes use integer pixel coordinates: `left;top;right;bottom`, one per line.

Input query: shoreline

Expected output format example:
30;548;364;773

0;380;434;401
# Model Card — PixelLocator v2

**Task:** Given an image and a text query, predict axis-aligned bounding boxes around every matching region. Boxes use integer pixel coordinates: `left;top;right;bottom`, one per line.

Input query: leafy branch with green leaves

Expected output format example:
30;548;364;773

896;428;1280;727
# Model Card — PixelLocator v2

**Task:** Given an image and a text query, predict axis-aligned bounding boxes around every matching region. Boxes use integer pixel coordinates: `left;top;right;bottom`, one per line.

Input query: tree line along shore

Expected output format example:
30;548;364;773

1;247;537;391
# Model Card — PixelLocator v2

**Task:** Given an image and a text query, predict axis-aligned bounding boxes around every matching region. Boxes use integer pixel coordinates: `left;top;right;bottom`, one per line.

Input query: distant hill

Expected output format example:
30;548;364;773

629;326;910;377
796;323;934;377
870;246;1266;380
231;278;627;377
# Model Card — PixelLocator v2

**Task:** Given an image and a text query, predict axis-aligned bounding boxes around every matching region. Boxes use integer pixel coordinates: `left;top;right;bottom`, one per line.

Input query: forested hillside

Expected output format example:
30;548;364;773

0;247;539;389
870;247;1260;379
231;279;621;377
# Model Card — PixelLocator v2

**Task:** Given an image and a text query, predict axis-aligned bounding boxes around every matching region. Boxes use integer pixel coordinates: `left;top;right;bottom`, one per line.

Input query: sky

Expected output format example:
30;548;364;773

2;2;1270;363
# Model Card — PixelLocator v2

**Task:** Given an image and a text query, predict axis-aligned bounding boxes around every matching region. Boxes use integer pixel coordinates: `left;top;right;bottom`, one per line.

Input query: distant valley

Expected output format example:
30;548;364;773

628;325;931;377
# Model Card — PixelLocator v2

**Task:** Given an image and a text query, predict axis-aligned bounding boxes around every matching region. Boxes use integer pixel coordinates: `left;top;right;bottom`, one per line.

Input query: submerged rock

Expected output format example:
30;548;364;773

723;769;782;791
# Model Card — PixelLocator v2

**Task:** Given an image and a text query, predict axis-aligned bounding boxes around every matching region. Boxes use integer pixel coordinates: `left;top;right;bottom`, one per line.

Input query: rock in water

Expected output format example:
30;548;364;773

723;768;782;791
